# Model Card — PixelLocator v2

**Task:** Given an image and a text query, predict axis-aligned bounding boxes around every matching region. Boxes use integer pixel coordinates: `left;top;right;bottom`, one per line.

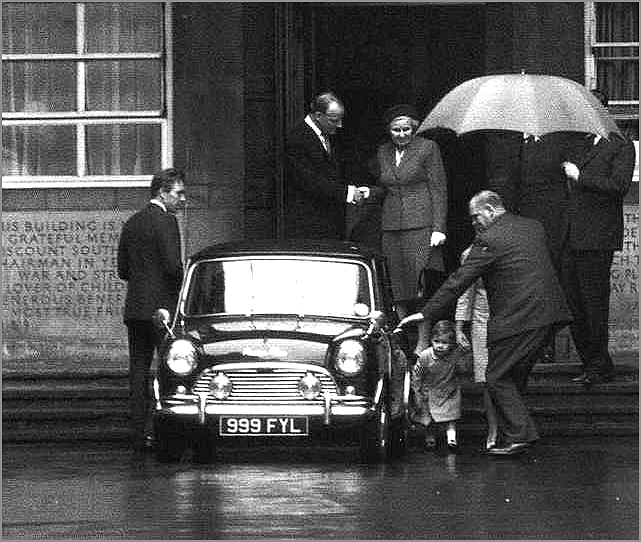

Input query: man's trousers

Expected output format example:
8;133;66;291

486;326;554;444
560;249;615;377
126;320;161;447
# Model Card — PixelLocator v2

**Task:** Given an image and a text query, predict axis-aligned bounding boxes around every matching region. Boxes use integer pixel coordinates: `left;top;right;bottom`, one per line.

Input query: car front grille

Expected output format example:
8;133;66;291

193;366;338;402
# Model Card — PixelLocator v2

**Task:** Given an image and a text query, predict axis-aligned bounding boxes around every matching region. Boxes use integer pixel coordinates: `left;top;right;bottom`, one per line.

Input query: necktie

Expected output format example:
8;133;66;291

323;136;331;155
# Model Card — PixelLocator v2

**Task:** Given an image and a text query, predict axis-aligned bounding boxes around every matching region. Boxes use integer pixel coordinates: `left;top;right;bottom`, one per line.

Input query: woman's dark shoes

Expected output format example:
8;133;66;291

132;434;155;454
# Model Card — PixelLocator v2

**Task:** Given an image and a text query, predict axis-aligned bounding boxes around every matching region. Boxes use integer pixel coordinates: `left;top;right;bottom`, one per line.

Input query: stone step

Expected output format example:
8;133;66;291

2;378;129;400
3;421;130;443
3;361;638;442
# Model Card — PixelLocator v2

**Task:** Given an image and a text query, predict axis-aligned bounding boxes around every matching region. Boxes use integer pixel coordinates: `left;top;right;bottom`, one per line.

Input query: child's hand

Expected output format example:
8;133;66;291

455;320;471;351
456;329;471;350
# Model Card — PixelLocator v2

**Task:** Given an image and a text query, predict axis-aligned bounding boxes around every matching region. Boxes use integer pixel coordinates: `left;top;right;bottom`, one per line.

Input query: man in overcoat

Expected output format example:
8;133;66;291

398;190;571;455
560;90;636;385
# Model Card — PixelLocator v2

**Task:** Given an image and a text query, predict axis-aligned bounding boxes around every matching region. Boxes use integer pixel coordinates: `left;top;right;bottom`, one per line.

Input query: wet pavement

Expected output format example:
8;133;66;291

2;436;638;539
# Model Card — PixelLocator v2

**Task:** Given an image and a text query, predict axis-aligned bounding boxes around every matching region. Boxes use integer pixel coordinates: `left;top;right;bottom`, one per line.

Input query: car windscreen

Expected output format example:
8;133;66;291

183;257;373;318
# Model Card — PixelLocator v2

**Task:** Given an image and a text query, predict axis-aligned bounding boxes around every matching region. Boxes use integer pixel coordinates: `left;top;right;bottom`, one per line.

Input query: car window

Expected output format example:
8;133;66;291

184;258;373;317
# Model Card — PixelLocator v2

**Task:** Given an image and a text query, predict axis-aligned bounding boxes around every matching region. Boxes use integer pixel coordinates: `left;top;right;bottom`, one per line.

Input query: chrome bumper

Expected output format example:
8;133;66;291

156;391;373;425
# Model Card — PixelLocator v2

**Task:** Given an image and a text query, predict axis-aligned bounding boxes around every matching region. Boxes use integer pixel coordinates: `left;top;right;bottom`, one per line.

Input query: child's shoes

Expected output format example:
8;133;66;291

424;433;437;450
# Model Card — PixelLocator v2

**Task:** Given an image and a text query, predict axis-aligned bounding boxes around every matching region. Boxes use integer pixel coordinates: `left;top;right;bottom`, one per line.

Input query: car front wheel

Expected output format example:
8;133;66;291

192;429;216;464
390;369;411;458
154;417;187;463
359;405;390;464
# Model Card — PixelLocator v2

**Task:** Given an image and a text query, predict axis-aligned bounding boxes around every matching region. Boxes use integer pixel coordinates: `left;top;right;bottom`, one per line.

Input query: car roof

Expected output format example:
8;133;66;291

189;239;384;263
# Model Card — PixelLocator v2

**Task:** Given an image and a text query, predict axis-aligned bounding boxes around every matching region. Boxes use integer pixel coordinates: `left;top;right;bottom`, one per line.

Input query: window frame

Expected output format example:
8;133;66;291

584;2;639;107
2;2;173;189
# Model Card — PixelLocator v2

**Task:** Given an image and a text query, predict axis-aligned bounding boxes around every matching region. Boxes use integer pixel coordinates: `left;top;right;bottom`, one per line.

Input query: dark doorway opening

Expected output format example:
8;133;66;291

311;3;488;270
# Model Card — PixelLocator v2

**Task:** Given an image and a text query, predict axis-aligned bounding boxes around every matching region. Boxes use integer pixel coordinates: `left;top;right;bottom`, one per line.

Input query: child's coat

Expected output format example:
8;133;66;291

410;345;462;426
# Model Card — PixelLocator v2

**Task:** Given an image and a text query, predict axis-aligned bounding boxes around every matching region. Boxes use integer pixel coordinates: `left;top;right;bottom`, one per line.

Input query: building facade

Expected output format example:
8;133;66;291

2;2;638;378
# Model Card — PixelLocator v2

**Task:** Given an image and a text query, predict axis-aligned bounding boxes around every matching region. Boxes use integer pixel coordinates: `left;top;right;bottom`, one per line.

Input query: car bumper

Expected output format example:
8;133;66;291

154;393;375;431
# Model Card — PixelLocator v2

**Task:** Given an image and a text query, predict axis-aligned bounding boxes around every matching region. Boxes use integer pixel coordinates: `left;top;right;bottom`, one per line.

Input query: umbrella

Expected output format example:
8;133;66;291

417;74;621;139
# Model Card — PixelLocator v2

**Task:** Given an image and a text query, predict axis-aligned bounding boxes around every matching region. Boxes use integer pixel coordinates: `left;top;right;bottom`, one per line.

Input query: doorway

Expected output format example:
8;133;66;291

307;3;488;269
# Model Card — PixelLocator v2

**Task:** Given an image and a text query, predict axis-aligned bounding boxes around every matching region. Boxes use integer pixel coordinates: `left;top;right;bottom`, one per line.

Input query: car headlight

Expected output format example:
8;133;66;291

166;339;198;375
334;339;366;376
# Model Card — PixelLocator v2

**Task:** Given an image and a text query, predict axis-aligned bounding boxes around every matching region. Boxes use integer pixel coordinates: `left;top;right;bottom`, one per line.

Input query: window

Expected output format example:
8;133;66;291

585;2;639;140
2;2;172;188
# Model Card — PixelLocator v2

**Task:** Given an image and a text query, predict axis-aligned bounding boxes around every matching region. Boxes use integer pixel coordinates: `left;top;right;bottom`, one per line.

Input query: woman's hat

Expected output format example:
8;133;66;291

383;104;419;126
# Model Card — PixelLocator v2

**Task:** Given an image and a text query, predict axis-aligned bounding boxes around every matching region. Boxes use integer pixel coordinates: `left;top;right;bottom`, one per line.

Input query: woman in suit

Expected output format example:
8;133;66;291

371;104;447;353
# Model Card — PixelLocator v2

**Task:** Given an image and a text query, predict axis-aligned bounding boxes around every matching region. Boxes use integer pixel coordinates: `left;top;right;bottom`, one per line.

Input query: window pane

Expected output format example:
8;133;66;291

2;125;76;175
85;3;162;53
2;3;76;54
86;124;161;175
86;60;161;111
597;59;639;101
596;3;639;42
2;61;76;112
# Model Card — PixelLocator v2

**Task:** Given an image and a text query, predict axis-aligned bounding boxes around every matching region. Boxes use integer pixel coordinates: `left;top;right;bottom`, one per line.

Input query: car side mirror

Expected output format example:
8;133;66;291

152;308;175;338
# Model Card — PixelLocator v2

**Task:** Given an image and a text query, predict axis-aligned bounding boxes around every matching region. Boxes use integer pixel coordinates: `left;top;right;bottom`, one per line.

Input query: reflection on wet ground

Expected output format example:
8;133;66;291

2;436;638;539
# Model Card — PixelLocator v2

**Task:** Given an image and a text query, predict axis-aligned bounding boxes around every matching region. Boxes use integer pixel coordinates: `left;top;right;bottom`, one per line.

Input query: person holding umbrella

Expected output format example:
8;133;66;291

559;89;636;386
396;190;571;455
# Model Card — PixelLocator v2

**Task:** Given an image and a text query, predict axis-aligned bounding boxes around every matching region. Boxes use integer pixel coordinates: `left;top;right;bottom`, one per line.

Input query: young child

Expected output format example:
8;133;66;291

410;320;462;450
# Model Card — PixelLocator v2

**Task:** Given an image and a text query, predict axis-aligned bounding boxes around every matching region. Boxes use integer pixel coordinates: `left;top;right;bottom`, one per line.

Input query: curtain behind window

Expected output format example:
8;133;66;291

2;2;163;177
595;3;639;101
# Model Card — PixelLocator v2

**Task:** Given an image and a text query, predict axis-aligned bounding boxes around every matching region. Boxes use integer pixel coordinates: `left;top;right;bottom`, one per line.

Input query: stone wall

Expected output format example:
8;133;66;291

609;205;639;353
3;211;131;373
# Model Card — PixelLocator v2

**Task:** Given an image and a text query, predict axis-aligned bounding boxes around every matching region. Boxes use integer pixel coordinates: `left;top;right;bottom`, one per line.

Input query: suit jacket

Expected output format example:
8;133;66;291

566;134;635;250
420;213;571;345
284;121;348;240
117;203;183;322
488;132;580;267
374;137;447;232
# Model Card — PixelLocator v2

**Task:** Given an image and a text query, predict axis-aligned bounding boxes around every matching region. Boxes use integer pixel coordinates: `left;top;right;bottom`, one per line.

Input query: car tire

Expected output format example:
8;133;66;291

389;411;409;458
154;417;186;463
390;370;411;458
359;404;390;464
192;429;215;464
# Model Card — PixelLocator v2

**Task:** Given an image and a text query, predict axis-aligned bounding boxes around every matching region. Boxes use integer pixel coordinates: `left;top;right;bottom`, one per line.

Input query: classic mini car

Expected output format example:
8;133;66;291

152;240;410;463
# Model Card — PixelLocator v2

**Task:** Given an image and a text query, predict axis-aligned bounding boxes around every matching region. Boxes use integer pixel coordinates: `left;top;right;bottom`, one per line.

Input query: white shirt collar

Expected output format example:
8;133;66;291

395;147;405;167
150;198;167;212
305;114;322;137
305;114;329;151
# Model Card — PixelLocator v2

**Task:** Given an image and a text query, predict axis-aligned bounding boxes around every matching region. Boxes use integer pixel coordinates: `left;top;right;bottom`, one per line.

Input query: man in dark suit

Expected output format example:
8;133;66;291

117;168;186;452
560;91;636;386
284;91;364;240
398;190;571;455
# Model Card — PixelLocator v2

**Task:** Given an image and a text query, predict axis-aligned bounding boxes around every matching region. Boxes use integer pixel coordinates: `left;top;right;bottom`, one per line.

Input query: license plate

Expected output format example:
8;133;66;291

219;416;309;436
